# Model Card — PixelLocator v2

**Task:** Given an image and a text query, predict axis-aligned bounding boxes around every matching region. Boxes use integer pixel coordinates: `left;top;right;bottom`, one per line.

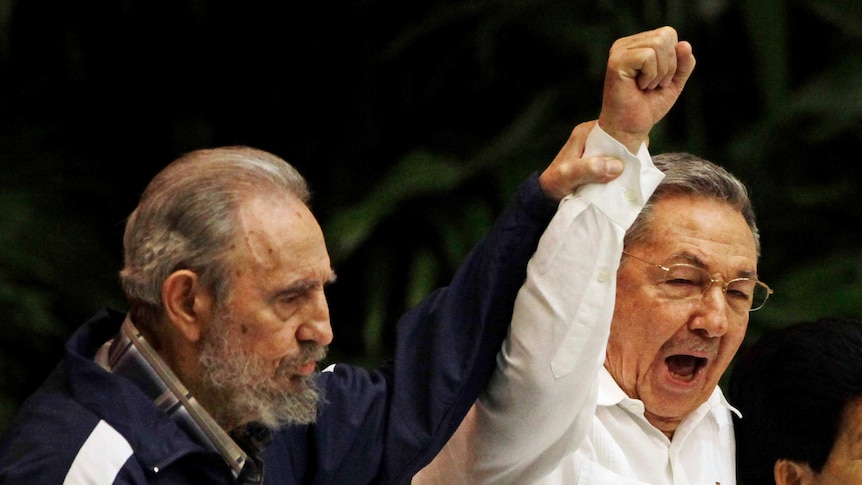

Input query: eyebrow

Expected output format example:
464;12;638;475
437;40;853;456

667;253;758;279
274;270;338;300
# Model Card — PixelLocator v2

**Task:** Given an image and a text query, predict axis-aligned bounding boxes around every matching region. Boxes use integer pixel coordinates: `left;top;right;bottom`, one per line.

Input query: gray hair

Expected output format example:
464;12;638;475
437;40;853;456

624;152;760;256
120;146;311;327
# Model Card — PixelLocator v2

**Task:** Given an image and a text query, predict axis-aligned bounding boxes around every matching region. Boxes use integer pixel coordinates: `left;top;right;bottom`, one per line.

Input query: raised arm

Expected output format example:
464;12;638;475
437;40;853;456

414;26;695;484
597;26;695;152
273;97;634;485
538;27;693;201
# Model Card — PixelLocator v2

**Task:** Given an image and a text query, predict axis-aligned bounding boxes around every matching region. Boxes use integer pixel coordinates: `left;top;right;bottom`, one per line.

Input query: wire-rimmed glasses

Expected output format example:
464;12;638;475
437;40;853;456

622;251;773;313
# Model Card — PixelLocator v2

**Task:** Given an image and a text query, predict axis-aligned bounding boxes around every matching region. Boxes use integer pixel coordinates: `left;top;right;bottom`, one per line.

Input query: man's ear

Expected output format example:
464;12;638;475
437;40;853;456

775;458;814;485
162;269;214;343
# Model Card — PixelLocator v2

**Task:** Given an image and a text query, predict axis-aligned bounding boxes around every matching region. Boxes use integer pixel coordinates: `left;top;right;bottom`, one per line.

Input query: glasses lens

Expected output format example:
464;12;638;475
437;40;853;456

661;265;710;299
665;268;771;312
725;279;772;312
655;261;771;312
749;282;771;311
725;279;758;312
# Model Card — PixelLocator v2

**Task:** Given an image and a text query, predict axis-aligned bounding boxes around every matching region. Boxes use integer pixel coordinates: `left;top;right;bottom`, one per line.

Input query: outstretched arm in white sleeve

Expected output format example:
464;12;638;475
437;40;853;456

413;26;695;485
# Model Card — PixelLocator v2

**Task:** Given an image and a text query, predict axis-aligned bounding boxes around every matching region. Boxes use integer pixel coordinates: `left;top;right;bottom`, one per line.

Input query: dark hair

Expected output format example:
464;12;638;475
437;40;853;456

729;317;862;484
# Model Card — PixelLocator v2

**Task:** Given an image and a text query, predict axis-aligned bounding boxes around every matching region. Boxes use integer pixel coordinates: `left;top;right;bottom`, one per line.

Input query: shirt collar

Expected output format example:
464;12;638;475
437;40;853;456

596;366;741;419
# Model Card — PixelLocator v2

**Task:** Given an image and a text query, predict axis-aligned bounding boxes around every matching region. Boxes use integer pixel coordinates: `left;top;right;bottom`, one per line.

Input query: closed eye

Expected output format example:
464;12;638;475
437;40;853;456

726;280;755;301
277;271;336;303
666;277;698;286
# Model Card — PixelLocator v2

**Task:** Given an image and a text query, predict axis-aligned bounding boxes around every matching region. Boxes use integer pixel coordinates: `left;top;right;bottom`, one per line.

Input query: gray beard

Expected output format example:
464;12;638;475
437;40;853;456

198;313;327;429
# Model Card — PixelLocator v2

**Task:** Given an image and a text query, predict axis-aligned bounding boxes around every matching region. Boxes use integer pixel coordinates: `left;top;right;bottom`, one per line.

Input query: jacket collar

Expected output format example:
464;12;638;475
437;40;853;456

64;309;269;482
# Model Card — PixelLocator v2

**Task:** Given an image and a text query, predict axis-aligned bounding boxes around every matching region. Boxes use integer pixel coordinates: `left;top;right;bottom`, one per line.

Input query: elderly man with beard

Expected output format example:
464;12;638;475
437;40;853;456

0;25;691;485
414;27;769;485
0;144;564;485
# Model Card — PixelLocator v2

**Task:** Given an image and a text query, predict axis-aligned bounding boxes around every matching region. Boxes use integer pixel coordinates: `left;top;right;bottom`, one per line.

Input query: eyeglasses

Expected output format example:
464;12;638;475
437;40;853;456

622;251;773;313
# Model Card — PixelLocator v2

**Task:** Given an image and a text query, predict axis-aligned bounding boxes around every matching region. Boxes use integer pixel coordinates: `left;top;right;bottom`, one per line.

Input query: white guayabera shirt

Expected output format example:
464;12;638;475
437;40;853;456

413;126;739;485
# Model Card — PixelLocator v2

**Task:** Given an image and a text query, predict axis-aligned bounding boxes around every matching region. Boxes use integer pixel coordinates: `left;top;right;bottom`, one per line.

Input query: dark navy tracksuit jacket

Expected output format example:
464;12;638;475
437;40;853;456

0;174;555;484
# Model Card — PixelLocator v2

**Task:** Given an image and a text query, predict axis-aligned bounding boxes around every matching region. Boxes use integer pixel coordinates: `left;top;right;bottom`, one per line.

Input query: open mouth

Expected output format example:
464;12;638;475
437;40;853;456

665;355;707;382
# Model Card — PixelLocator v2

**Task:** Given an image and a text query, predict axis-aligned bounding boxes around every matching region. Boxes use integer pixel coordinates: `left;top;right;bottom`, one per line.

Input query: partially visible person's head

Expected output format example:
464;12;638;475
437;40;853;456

730;317;862;485
120;146;335;430
606;153;767;437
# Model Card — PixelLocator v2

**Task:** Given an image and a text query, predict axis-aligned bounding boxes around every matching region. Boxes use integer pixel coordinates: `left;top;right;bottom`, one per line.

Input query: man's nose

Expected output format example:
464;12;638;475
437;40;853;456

688;285;730;338
296;291;333;346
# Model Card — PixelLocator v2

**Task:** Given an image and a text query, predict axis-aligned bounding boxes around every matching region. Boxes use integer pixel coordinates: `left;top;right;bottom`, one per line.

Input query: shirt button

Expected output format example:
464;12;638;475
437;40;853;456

624;189;637;203
598;270;609;283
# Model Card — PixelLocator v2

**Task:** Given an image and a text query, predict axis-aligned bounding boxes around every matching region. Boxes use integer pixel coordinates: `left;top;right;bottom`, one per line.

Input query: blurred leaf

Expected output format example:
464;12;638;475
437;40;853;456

786;52;862;140
760;248;862;325
739;0;790;117
786;178;856;207
433;198;497;268
799;0;862;35
324;152;468;263
405;247;439;308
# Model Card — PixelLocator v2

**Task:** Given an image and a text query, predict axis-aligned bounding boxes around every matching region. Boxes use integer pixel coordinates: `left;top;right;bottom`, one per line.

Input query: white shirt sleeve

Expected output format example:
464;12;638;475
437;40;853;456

412;125;664;485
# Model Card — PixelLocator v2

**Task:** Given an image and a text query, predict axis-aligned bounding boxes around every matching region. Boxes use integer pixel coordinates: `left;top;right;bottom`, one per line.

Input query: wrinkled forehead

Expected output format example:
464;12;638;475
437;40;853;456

641;195;759;270
233;193;326;270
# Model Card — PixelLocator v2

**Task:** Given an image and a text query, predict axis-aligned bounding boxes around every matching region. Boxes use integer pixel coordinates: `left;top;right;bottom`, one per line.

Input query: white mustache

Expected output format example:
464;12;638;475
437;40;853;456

659;338;717;358
275;344;328;377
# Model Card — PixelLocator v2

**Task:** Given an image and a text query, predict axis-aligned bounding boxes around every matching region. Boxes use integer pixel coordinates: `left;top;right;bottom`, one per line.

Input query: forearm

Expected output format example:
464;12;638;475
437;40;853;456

468;194;624;483
418;125;663;484
383;173;557;484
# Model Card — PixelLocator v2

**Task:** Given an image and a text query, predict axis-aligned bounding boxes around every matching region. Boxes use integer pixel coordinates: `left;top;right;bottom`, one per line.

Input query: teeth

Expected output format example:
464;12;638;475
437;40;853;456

669;370;696;382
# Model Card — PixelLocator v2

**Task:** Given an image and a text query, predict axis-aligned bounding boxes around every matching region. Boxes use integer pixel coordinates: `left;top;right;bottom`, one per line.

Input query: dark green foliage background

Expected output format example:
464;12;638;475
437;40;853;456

1;0;860;431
